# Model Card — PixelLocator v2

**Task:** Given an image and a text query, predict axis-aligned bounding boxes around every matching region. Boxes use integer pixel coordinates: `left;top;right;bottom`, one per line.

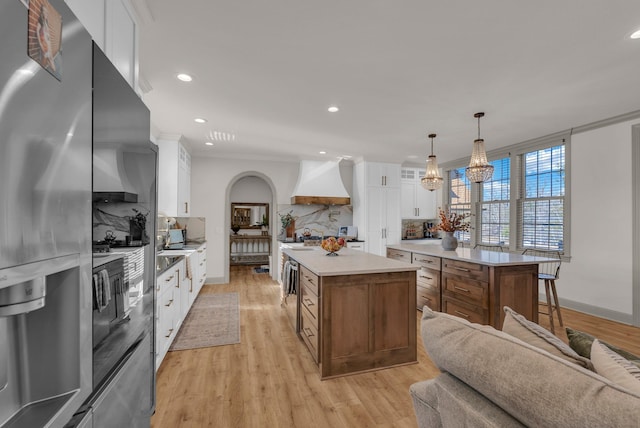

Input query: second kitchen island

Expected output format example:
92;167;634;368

282;247;419;379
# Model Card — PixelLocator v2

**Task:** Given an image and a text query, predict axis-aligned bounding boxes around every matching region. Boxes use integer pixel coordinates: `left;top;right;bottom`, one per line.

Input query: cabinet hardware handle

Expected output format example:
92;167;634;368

417;208;419;216
451;266;471;272
303;328;315;338
165;328;174;338
421;296;431;301
419;275;433;280
165;275;174;282
417;258;433;264
454;286;471;293
454;310;470;318
165;299;173;307
185;202;188;213
303;298;314;306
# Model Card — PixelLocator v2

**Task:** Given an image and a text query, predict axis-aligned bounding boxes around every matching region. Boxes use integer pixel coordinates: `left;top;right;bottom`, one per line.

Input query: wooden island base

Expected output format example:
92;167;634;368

284;248;418;380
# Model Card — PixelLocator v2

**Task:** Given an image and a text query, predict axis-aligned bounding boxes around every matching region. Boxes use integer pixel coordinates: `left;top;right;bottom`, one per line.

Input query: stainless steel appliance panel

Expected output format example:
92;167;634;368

0;0;93;270
91;333;153;428
0;0;93;426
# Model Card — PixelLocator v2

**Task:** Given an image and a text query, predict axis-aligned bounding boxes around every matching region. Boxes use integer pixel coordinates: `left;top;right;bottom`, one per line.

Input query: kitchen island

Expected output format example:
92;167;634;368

282;247;419;379
387;243;550;329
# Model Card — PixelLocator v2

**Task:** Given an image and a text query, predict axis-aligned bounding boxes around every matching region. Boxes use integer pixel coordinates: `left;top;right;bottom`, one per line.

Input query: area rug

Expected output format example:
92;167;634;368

169;292;240;351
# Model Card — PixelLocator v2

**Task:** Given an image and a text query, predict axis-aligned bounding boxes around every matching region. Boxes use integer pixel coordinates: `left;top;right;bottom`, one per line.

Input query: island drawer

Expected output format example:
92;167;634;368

300;265;319;294
386;248;411;261
442;259;489;282
301;282;319;326
412;254;441;270
300;307;319;363
442;297;488;324
417;285;440;312
442;274;488;308
416;268;440;292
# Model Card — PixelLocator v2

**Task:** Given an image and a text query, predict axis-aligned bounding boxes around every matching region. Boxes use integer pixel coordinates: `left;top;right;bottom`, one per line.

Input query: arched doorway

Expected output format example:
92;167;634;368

224;172;277;282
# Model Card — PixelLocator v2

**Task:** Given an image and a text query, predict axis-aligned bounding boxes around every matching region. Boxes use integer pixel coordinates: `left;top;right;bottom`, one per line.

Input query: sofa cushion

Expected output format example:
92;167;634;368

502;306;593;370
421;307;640;427
566;327;640;368
591;339;640;395
410;374;524;428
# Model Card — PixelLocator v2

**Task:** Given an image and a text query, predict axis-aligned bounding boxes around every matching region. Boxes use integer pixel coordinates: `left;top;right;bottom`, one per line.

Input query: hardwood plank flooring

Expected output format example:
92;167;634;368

151;265;640;427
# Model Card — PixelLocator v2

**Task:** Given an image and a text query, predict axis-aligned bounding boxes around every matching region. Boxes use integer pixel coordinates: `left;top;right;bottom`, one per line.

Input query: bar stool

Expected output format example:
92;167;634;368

522;249;563;334
473;244;503;252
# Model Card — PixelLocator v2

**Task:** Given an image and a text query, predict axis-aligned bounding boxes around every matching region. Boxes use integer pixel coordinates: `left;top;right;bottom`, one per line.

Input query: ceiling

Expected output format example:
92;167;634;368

135;0;640;165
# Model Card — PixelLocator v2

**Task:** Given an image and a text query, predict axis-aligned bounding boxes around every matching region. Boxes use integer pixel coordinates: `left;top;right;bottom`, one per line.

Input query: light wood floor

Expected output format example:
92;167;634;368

151;265;640;427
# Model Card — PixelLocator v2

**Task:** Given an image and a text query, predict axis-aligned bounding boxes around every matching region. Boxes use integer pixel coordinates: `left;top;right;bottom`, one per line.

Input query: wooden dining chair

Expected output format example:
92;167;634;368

522;249;563;334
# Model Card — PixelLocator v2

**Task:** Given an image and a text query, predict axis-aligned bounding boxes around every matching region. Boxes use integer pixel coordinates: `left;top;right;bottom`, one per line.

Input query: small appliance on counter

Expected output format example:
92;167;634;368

423;222;435;238
338;226;358;241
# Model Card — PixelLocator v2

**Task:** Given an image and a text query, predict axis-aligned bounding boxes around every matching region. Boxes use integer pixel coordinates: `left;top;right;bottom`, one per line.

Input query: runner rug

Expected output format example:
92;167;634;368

169;292;240;351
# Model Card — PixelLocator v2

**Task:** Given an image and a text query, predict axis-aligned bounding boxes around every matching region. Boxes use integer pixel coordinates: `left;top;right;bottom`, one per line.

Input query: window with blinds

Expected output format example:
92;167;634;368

519;145;565;251
480;157;510;245
449;167;471;243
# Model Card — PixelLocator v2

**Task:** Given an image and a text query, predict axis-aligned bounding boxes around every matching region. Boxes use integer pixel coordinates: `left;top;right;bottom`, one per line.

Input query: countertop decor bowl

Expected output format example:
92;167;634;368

321;237;345;256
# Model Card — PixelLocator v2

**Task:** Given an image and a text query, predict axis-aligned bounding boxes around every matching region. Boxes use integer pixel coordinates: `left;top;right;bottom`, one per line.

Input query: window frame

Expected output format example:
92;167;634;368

441;132;571;255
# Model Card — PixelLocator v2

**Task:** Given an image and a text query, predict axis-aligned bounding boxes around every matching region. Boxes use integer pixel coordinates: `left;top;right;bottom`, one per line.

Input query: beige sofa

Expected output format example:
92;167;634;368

410;307;640;427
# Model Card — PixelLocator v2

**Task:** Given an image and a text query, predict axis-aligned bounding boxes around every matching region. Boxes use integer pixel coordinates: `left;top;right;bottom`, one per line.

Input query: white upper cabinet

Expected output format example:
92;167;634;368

67;0;138;89
157;136;191;217
401;168;437;219
353;162;402;256
366;162;401;188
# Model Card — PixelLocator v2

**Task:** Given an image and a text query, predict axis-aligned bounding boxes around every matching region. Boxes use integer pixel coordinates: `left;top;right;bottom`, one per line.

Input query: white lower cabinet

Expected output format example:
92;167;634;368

155;242;207;370
156;263;180;368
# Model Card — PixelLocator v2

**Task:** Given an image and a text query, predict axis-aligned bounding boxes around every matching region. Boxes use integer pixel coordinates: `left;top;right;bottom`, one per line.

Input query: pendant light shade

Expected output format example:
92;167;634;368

421;133;443;191
465;112;494;183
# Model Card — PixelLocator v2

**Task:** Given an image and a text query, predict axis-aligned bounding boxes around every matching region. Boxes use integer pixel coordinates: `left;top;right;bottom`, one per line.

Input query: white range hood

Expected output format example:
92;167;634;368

291;160;350;205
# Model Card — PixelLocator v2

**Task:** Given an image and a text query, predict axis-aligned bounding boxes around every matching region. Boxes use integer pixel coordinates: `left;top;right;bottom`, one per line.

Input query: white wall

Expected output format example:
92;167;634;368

563;118;640;319
230;176;272;203
191;158;300;281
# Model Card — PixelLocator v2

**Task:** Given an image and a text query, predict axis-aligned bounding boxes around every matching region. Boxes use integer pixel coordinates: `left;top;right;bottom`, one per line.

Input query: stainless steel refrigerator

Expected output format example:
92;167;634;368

0;1;155;427
0;0;93;426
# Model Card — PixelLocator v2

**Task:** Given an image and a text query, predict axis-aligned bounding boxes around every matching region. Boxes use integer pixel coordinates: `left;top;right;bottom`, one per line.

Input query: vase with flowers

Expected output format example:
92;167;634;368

278;210;296;240
430;208;470;251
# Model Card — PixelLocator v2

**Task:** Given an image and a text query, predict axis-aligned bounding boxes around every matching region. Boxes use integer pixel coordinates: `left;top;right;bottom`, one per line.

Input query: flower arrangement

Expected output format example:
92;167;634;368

130;208;149;230
279;210;295;229
430;208;470;233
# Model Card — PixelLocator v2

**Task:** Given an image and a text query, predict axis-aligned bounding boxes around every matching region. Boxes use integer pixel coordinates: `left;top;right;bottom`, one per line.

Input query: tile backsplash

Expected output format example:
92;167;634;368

277;204;353;239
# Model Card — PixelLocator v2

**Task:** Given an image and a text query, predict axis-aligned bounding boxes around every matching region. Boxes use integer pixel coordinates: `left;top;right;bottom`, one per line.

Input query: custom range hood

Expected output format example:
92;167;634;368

92;147;138;203
291;160;350;205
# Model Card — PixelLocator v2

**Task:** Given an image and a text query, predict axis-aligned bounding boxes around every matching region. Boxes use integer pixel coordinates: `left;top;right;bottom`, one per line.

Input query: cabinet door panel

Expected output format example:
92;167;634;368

325;284;369;358
401;181;416;218
373;281;411;351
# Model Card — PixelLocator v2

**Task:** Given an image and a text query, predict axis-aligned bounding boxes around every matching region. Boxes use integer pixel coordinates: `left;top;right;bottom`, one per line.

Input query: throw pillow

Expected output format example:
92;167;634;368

566;327;640;368
591;339;640;395
502;306;593;370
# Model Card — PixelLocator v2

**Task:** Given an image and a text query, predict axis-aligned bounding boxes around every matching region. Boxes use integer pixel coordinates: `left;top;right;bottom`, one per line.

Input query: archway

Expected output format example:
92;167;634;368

223;171;278;283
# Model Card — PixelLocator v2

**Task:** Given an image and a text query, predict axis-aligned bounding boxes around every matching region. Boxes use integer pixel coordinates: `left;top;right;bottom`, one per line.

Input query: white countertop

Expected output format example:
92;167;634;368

283;247;418;276
92;253;125;266
387;243;556;266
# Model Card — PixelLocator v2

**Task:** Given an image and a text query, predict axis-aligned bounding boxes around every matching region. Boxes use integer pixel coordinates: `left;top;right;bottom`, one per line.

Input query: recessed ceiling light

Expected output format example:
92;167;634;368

177;73;193;82
631;29;640;39
205;142;214;146
194;118;207;123
327;106;339;113
319;151;327;155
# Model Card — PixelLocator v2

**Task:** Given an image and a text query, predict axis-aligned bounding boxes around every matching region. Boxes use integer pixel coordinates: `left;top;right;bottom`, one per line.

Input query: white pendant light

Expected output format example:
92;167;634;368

465;112;494;183
421;133;443;191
